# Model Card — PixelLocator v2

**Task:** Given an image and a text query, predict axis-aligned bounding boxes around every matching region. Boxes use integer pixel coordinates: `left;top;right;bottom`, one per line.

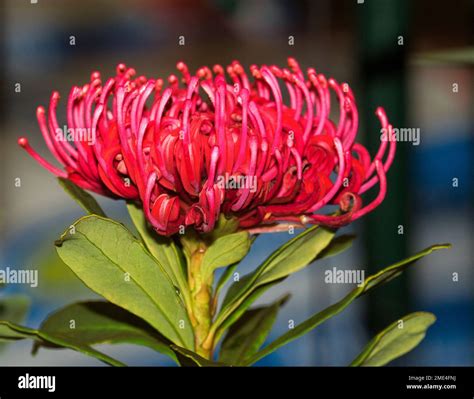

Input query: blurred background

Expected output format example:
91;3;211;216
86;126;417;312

0;0;472;366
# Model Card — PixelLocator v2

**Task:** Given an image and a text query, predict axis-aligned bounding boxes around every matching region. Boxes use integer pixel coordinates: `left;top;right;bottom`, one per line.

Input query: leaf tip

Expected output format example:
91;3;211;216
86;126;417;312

437;243;452;250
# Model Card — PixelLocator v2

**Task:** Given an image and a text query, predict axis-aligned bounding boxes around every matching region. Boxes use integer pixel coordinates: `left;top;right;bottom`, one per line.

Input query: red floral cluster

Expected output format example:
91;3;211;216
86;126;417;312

19;58;396;235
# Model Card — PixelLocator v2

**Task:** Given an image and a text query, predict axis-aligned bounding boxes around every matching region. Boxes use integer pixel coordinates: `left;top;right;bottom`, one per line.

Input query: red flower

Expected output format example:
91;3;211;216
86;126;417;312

19;58;396;235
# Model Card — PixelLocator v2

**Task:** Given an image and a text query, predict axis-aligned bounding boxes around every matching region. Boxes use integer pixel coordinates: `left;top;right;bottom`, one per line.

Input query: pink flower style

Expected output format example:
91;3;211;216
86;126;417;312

19;58;396;235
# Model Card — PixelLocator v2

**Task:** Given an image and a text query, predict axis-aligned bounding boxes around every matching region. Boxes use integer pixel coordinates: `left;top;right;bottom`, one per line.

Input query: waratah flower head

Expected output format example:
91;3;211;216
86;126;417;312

19;58;396;235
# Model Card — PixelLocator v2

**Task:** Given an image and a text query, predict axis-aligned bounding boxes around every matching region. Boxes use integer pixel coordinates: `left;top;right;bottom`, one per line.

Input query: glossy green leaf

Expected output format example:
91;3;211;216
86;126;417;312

0;295;30;350
126;202;191;310
315;234;355;261
206;215;240;241
213;279;284;346
0;321;35;341
214;235;257;299
34;248;91;298
361;244;449;293
32;301;177;363
0;295;30;330
350;312;436;366
201;231;251;281
219;294;289;365
214;226;335;333
0;321;124;366
58;178;106;216
55;215;194;349
180;215;240;266
170;345;224;367
214;264;239;298
257;227;335;286
244;243;450;365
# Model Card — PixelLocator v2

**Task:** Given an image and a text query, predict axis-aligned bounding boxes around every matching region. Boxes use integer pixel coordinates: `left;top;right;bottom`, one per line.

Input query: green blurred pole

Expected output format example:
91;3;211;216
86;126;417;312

357;0;410;332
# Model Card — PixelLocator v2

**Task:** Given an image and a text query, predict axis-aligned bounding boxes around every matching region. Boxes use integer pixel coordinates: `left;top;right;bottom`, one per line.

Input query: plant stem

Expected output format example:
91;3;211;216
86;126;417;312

188;240;213;359
181;217;240;359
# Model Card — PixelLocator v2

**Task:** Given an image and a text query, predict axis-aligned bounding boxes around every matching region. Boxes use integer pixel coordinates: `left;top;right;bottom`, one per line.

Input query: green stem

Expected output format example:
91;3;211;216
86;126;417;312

188;240;214;359
180;217;240;359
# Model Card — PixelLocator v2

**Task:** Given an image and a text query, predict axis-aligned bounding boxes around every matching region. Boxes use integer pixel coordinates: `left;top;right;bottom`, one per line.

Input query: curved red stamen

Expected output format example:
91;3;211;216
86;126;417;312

18;137;67;178
353;161;387;219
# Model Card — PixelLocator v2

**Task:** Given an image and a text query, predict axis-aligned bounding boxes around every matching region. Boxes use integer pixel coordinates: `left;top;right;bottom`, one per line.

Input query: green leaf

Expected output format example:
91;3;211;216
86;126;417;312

201;231;251;281
0;321;124;366
315;234;355;261
179;215;241;268
213;279;284;346
244;243;450;365
32;301;177;363
0;295;30;329
58;178;106;216
0;321;35;341
214;263;239;298
350;312;436;366
361;244;450;293
34;248;91;299
214;226;335;334
55;215;194;349
213;236;256;299
257;227;335;286
126;202;191;310
0;295;30;350
170;345;224;367
219;294;289;365
206;215;240;242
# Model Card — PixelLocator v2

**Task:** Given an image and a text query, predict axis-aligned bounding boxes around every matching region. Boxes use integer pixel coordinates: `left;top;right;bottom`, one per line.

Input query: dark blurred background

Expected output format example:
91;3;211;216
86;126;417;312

0;0;473;366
